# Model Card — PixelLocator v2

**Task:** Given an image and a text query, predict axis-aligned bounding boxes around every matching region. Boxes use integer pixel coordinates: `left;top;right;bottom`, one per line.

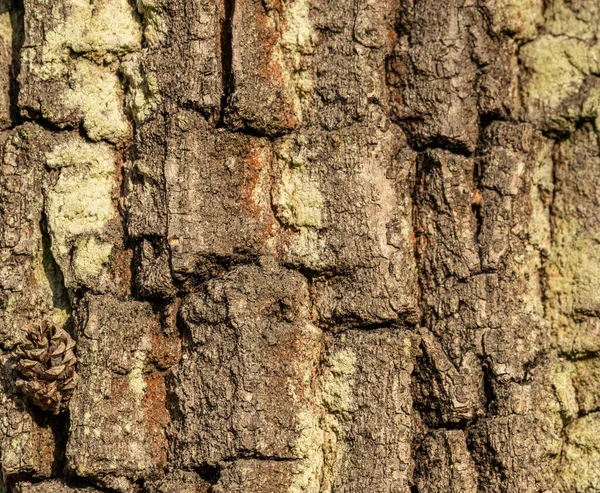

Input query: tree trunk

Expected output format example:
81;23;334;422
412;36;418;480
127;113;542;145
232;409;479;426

0;0;599;491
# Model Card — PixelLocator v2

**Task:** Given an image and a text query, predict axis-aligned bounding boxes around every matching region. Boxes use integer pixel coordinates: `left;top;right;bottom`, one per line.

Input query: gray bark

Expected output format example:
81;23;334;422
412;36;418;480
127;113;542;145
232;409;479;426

1;0;599;491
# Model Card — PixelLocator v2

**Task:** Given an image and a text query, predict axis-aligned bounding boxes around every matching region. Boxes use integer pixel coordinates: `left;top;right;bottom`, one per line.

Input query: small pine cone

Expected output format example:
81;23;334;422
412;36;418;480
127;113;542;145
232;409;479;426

15;321;78;414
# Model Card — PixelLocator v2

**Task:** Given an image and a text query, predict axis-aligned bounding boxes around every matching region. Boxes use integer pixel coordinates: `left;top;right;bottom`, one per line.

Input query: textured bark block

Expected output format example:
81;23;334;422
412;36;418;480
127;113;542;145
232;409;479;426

226;0;302;135
415;328;484;425
14;481;100;493
212;460;303;493
414;148;482;367
0;126;71;350
321;329;419;493
0;354;60;481
127;0;222;118
146;470;211;493
134;239;176;299
477;122;548;381
164;111;278;277
124;115;168;239
274;123;419;327
547;125;600;356
414;430;478;493
66;294;173;483
169;262;321;467
309;0;396;129
468;368;563;493
392;0;479;151
415;149;480;284
19;0;140;142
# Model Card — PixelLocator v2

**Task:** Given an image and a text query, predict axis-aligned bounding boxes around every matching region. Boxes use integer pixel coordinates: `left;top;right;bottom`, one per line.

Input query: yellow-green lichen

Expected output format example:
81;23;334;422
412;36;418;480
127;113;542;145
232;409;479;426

290;410;324;493
136;0;167;48
318;349;356;493
290;348;356;493
23;0;140;142
121;54;161;124
66;59;130;142
290;228;328;272
545;0;599;40
129;365;147;397
520;35;599;131
549;362;579;421
43;0;142;65
560;413;600;492
72;237;113;284
277;0;315;110
129;347;151;398
45;139;116;259
529;137;554;255
491;0;543;40
275;168;324;228
0;6;12;46
281;0;314;55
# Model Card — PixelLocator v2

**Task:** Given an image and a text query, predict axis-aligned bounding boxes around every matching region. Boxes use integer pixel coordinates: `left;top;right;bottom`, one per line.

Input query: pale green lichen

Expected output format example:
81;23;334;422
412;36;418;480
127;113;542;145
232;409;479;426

318;349;356;493
0;7;12;45
290;346;356;493
276;0;315;113
129;354;147;397
549;362;578;421
545;0;599;40
275;168;324;228
72;237;113;284
45;139;116;260
281;0;314;55
582;84;600;132
560;413;600;492
290;228;328;272
136;0;167;48
529;137;554;255
290;410;324;493
24;0;141;141
520;35;598;130
321;350;356;413
121;54;161;124
43;0;142;65
67;59;130;142
492;0;543;40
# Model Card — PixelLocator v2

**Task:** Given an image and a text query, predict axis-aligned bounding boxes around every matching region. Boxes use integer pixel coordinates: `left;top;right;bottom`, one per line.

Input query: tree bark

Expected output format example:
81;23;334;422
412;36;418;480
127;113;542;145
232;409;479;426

0;0;599;491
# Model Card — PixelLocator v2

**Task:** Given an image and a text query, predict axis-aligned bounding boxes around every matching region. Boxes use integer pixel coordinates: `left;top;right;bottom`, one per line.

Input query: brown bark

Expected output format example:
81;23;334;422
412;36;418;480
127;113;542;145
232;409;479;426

1;0;599;491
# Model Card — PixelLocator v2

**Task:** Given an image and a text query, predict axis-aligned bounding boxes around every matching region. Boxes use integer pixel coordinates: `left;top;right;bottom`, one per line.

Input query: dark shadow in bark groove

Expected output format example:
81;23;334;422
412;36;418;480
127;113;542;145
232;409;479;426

219;0;235;125
40;214;72;318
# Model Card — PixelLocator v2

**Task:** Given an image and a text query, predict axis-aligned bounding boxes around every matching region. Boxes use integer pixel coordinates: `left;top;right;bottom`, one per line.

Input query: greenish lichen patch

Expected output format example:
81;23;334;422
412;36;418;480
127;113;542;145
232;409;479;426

43;0;142;65
128;351;147;397
279;0;315;107
520;35;599;132
67;59;130;142
274;167;324;229
560;413;600;492
291;347;357;493
545;0;599;40
72;237;113;284
136;0;167;48
44;139;116;262
549;362;578;421
491;0;543;40
121;54;161;124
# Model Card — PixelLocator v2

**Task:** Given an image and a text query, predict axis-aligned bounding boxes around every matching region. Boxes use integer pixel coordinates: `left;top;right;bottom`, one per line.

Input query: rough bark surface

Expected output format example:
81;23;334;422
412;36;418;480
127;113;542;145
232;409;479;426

0;0;599;491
